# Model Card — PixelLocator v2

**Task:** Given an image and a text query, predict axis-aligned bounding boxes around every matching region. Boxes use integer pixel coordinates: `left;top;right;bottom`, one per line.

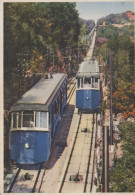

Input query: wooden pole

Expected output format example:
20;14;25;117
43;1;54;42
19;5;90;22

110;51;113;145
103;126;109;192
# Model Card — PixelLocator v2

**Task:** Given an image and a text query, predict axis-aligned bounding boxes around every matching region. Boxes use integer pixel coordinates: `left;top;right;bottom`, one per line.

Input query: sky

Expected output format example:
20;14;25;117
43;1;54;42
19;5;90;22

76;1;134;22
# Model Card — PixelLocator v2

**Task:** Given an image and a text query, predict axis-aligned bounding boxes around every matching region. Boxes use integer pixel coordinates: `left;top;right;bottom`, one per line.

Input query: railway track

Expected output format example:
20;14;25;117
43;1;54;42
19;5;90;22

4;26;99;193
67;77;76;88
6;163;47;193
6;113;97;193
67;77;76;104
6;166;22;193
5;78;98;193
56;113;97;193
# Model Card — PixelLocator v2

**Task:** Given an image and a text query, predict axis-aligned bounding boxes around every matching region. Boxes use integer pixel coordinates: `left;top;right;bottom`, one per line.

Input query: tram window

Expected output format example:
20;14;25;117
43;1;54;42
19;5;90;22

77;79;80;88
13;112;17;128
64;86;67;98
61;89;63;101
57;99;59;112
35;112;40;127
89;78;92;86
23;111;34;127
49;112;51;126
54;103;56;112
18;113;21;128
52;104;55;115
55;101;58;114
62;88;65;101
12;112;21;128
64;89;65;99
59;96;61;109
95;78;98;88
64;87;66;97
81;78;83;88
58;98;60;110
40;112;47;128
84;78;91;88
92;78;95;88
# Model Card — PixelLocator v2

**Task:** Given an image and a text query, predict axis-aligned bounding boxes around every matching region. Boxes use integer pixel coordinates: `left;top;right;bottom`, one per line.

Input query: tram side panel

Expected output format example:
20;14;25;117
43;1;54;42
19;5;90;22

49;81;67;144
92;89;100;108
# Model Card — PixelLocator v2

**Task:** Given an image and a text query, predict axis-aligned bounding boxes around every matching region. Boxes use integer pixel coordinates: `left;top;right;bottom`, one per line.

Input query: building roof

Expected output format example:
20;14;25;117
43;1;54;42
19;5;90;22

76;59;100;78
11;73;67;112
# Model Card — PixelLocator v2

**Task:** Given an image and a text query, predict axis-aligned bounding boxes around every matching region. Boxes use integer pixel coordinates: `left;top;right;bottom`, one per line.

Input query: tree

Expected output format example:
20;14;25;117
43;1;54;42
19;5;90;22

95;24;134;117
4;2;81;109
4;2;81;168
110;122;135;192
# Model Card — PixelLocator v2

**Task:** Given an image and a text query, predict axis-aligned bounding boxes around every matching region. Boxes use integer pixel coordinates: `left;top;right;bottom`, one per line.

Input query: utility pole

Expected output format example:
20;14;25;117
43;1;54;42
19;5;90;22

110;51;113;145
102;51;114;192
103;126;109;192
105;47;107;86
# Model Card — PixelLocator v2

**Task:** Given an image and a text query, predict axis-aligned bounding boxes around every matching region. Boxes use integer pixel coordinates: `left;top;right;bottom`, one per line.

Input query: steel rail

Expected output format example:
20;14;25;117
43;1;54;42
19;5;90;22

90;113;97;192
35;161;49;193
83;114;95;192
67;77;76;90
67;82;76;104
57;113;82;193
7;165;22;193
31;163;43;193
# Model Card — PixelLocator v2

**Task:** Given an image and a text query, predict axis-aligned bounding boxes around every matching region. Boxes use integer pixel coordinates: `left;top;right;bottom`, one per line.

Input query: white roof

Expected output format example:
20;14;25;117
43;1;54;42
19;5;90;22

11;73;67;111
76;59;99;78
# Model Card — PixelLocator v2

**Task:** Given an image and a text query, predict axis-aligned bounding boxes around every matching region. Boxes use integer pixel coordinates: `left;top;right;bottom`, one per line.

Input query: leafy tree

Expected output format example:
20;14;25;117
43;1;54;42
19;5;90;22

95;24;134;117
96;21;134;193
110;122;135;192
118;121;135;143
4;2;81;167
4;2;80;108
112;81;135;116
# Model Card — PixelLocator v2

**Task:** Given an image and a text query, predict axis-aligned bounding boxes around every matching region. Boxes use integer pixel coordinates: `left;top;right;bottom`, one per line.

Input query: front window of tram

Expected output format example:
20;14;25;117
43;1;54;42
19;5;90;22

23;111;34;127
11;111;48;129
77;78;99;89
84;78;91;88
